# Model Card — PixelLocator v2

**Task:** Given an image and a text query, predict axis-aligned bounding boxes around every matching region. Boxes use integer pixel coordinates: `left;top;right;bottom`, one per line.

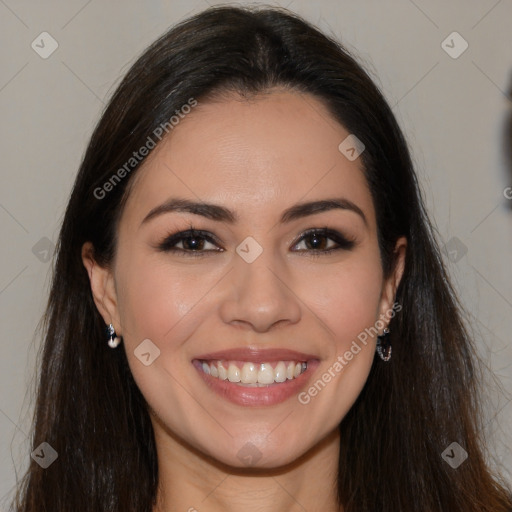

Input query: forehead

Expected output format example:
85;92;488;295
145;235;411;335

121;89;376;230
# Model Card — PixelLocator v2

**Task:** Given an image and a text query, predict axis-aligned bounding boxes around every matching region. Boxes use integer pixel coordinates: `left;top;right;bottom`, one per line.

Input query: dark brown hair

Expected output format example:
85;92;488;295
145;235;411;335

12;5;512;511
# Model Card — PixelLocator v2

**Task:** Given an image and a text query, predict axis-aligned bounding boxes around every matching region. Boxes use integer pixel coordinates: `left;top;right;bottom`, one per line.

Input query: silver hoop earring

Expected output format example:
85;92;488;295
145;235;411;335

106;323;121;348
376;327;391;362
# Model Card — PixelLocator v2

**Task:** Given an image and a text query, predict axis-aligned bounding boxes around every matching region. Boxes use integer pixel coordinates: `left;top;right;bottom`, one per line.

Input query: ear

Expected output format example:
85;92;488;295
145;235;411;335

81;241;122;334
377;236;407;325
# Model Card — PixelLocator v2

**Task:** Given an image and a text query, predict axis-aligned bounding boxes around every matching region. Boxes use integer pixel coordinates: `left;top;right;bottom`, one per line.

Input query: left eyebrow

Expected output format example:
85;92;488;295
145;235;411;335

140;197;368;228
280;198;367;226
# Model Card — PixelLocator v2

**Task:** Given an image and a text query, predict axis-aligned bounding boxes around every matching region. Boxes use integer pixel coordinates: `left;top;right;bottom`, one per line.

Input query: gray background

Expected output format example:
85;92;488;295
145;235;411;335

1;0;511;507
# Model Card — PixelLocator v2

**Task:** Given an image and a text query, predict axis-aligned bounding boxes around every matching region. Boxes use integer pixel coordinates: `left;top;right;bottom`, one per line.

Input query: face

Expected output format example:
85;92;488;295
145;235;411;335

83;89;405;469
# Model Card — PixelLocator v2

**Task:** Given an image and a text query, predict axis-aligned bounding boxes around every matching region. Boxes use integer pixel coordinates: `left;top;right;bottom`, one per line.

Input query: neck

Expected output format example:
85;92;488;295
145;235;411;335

152;420;342;512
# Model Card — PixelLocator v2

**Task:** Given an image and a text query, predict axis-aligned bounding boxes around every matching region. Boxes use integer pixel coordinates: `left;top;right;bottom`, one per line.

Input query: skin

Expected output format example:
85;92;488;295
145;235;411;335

82;89;406;512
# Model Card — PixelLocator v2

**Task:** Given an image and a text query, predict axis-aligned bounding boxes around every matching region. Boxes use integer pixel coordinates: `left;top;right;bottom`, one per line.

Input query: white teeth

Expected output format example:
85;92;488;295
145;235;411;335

228;364;241;382
200;360;308;384
258;363;275;384
274;361;287;383
210;364;219;378
241;362;258;384
217;362;228;380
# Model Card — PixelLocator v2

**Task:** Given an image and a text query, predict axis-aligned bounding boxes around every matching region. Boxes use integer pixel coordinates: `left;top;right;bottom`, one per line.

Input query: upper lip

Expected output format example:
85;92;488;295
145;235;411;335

194;347;318;363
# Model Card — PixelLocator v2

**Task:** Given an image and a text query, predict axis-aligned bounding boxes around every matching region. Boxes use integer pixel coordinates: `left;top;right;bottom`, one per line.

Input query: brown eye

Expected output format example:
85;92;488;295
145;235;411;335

292;228;356;254
157;228;223;256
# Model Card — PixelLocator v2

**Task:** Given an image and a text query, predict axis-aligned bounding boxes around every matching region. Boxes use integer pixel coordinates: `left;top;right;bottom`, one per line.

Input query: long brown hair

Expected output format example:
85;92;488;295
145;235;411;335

12;5;512;511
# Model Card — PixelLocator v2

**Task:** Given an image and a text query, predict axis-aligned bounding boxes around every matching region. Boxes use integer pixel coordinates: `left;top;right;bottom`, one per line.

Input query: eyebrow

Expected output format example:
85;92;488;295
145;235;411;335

140;197;367;227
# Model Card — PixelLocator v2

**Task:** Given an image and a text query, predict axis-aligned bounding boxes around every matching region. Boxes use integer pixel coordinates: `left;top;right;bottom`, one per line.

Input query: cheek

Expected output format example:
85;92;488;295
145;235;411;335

302;251;384;350
114;251;223;350
114;255;215;420
116;263;179;345
289;252;383;443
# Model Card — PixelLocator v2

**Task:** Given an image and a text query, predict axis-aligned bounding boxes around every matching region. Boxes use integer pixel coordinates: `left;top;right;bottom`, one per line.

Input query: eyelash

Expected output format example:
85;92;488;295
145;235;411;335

156;224;356;258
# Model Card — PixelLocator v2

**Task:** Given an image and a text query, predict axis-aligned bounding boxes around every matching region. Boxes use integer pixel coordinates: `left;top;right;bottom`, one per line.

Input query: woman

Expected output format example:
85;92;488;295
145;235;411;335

12;5;512;511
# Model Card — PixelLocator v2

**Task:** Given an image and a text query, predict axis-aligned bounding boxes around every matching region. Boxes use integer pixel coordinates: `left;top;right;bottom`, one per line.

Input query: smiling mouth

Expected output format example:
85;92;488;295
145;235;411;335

195;359;308;386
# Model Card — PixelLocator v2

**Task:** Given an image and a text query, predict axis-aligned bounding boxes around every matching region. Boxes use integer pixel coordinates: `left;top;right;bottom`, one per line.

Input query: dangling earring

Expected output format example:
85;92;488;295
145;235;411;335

106;323;121;348
376;327;391;361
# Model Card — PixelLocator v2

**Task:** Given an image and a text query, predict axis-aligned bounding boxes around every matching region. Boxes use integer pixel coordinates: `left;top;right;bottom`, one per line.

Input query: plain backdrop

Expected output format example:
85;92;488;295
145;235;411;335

1;0;511;507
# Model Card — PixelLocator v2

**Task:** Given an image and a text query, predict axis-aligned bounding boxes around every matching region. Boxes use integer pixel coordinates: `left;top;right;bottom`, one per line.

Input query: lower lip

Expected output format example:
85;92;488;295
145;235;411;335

192;360;320;406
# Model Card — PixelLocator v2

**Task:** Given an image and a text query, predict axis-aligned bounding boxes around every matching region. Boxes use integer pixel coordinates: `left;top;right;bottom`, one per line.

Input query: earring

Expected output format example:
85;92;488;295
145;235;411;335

376;327;391;361
106;323;121;348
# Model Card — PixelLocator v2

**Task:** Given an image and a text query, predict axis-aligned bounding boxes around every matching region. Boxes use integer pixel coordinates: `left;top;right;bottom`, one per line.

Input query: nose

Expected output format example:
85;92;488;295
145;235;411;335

218;245;301;333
